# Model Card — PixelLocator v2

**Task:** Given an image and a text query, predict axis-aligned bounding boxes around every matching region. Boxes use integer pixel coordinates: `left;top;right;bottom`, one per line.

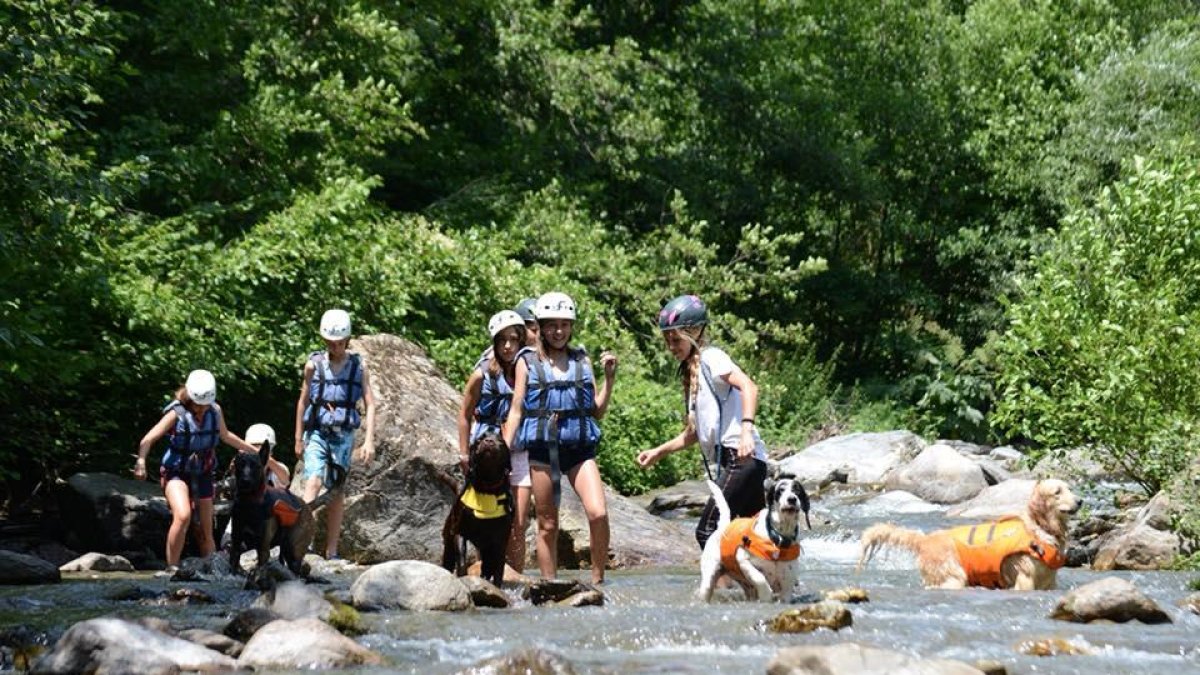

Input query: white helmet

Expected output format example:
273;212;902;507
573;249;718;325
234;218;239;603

534;292;576;321
245;423;276;447
488;310;526;338
185;369;217;405
319;309;352;340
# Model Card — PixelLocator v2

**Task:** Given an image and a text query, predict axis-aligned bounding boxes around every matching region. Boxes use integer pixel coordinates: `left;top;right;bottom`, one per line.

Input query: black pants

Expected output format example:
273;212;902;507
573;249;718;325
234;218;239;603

695;451;768;550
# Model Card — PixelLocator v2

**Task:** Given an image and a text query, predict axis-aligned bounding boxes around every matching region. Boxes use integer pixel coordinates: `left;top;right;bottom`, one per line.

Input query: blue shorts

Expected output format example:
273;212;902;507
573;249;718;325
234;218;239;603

303;429;355;488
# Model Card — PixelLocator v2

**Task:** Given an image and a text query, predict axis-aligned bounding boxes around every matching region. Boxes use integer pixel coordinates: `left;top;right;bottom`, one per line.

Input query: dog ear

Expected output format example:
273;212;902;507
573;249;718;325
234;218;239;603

763;476;776;503
258;441;271;469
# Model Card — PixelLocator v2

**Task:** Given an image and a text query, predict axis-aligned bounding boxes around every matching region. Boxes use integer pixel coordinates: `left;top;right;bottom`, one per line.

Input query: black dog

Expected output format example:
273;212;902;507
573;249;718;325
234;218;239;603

229;442;334;576
441;432;514;587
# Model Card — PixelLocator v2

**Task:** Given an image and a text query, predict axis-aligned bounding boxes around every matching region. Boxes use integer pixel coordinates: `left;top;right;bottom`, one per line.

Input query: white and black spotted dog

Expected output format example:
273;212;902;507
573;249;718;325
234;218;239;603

698;473;811;602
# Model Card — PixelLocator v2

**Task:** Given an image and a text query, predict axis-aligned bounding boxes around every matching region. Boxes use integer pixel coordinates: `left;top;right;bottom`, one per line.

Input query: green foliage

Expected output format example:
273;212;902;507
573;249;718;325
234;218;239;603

995;154;1200;492
3;0;1200;504
595;378;699;496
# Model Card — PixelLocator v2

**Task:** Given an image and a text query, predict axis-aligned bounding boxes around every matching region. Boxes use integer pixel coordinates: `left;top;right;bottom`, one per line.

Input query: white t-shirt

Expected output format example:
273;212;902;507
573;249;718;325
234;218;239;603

692;347;768;463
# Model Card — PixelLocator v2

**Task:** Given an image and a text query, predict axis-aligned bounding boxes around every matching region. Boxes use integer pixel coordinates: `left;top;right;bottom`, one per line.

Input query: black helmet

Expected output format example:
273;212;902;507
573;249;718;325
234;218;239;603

514;297;538;323
658;295;708;330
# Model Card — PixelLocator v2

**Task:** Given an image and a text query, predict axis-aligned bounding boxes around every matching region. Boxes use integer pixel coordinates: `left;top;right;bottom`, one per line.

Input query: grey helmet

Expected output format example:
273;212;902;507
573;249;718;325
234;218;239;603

514;297;538;323
658;295;708;331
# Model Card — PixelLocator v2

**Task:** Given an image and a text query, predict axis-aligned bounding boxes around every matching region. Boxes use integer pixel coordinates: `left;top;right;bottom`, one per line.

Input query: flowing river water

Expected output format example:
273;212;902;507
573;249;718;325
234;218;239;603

4;486;1200;674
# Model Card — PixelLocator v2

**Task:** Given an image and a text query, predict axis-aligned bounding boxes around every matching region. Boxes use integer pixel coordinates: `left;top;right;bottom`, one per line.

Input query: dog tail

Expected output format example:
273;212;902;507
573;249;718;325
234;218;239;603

705;479;732;531
856;523;927;572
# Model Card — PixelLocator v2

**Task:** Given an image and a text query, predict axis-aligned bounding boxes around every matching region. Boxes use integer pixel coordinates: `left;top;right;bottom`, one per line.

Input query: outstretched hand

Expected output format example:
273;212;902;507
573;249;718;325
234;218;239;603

636;448;659;468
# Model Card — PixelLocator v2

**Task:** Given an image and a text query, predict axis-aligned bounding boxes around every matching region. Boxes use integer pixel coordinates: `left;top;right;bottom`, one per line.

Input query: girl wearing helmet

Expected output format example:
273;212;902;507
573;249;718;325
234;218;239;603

294;309;377;560
457;310;533;572
636;295;769;549
502;292;618;584
134;369;259;568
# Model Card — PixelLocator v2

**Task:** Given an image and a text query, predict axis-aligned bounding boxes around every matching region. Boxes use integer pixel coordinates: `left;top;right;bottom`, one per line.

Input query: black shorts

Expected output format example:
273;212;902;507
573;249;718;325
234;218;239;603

695;452;768;550
528;444;596;474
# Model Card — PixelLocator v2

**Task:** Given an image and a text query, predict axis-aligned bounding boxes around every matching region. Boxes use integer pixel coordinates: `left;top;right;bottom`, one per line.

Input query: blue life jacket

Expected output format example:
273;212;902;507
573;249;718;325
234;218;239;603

470;351;525;444
161;400;220;473
516;348;601;450
303;351;363;432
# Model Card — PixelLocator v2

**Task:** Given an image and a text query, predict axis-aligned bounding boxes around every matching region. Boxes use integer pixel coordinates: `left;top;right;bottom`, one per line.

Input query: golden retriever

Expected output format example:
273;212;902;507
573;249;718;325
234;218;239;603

856;479;1079;590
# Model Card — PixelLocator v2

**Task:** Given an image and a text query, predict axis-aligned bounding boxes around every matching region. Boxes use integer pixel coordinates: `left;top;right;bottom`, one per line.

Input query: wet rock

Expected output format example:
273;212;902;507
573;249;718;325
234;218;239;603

1177;592;1200;615
141;586;214;606
767;643;983;674
244;559;297;590
1093;493;1180;570
105;582;158;602
822;587;869;603
30;617;237;674
636;480;709;518
223;608;280;642
55;472;171;557
58;552;134;573
1016;637;1096;656
177;628;243;657
252;580;332;620
886;444;988;504
238;618;382;669
0;551;60;585
179;552;231;578
132;616;174;634
777;431;926;485
460;575;510;608
973;660;1008;675
460;647;577;674
1049;577;1172;624
326;601;367;636
0;626;54;672
947;480;1037;519
524;579;591;605
766;601;852;633
351;559;470;611
557;589;604;607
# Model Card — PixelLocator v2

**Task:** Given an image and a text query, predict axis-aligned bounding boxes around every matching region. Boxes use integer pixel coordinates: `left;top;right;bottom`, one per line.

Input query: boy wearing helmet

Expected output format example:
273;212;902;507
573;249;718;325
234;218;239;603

294;309;377;560
503;292;618;584
636;295;769;549
457;310;533;572
135;369;259;568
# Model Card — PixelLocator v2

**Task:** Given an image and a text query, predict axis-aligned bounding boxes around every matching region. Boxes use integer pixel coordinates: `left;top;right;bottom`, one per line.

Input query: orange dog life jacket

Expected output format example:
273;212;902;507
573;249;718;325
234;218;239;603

719;513;801;582
947;516;1066;588
271;499;301;528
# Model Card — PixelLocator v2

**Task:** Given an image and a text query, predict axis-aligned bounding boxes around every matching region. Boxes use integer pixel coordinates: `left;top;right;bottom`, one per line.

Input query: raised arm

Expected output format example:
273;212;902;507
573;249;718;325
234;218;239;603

592;350;618;419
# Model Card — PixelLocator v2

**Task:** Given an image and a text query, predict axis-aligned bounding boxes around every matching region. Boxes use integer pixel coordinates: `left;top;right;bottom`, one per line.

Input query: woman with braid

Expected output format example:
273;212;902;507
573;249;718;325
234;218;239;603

636;295;768;549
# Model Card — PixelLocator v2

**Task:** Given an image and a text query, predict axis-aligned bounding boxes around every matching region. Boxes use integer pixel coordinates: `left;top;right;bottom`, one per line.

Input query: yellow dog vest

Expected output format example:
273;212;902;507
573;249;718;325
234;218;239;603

948;516;1066;588
460;487;509;520
719;513;800;582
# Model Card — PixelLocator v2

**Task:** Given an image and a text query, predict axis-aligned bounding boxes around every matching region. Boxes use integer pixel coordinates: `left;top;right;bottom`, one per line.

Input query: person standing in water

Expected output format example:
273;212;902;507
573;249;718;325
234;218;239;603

503;292;617;583
636;295;769;549
135;369;258;568
294;309;376;560
458;310;533;572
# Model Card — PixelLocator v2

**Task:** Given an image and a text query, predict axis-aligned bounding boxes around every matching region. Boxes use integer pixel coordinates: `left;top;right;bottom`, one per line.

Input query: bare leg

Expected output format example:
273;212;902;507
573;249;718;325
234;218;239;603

506;485;532;573
568;459;609;584
530;465;558;579
163;479;192;566
324;491;346;558
193;498;215;557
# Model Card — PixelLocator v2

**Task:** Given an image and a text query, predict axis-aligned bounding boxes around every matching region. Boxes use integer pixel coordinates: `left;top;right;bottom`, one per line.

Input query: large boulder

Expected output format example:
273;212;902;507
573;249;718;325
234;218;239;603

0;550;61;585
1092;492;1181;570
885;444;987;504
54;472;169;559
767;643;984;674
350;560;471;611
946;479;1036;519
31;617;237;674
328;334;696;567
59;552;134;573
776;432;926;485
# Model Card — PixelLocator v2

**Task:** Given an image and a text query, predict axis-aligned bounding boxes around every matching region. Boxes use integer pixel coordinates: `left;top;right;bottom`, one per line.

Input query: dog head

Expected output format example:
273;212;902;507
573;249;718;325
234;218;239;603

1030;479;1080;533
765;473;812;532
233;442;271;497
468;432;511;495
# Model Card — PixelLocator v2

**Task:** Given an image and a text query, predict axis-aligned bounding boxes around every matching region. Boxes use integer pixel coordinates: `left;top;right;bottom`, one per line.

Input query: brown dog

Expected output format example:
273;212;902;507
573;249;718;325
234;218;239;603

441;432;513;587
857;479;1080;590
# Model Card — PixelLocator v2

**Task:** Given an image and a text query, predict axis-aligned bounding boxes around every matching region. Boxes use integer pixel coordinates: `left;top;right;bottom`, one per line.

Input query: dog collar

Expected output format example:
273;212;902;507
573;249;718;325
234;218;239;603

767;516;796;550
